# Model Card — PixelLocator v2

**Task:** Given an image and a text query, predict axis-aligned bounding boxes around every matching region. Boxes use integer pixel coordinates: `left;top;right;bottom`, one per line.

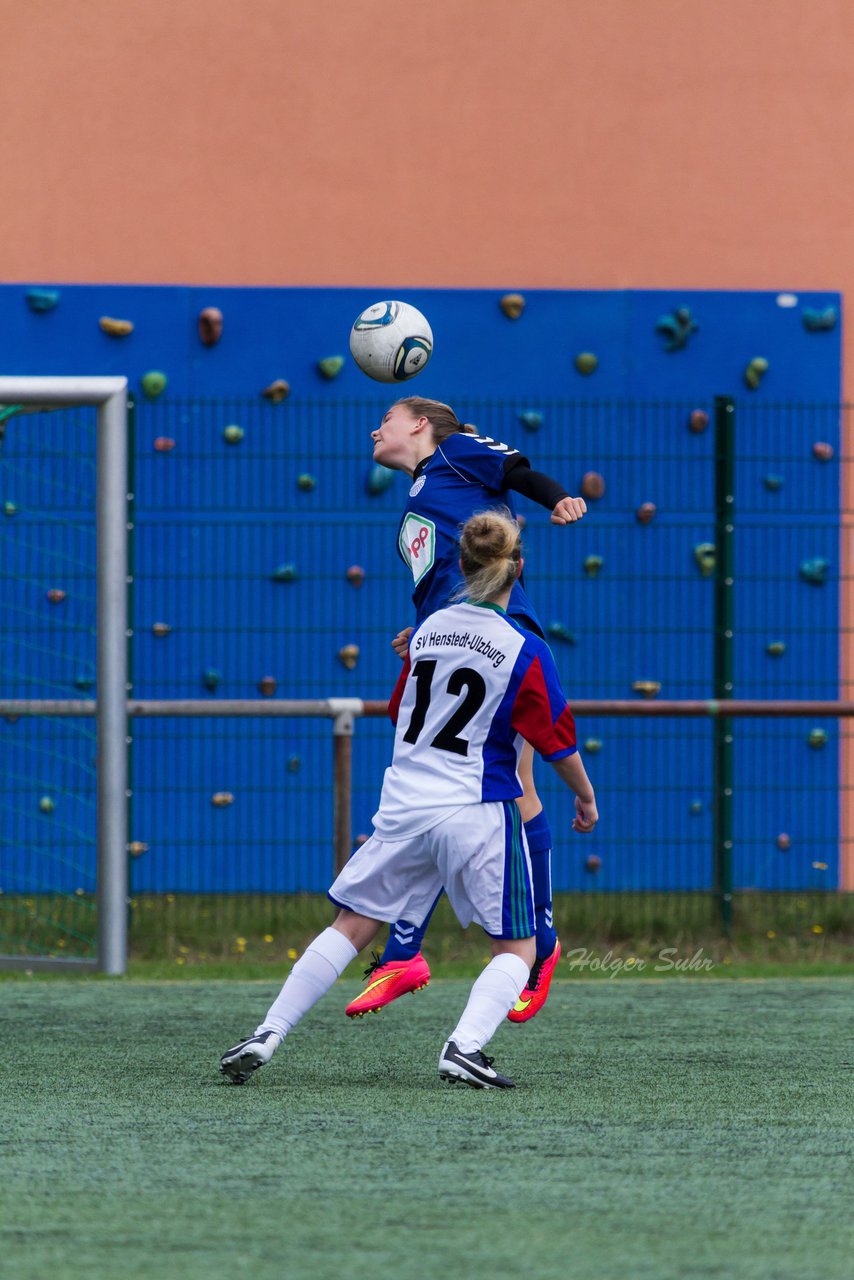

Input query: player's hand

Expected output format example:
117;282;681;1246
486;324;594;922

551;496;587;525
572;794;598;832
391;627;413;659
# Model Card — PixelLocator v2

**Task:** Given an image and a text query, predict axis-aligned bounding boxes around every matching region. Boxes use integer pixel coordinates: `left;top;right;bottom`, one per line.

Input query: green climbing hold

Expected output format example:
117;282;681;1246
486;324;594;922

223;424;244;445
202;668;222;692
656;307;698;352
574;352;598;376
584;737;603;754
694;543;716;577
800;557;829;586
141;371;167;399
744;357;769;390
766;641;786;657
272;563;298;583
39;796;56;814
317;355;345;380
26;287;60;313
764;474;783;492
74;675;95;691
583;555;604;578
3;501;17;516
547;622;577;644
802;306;837;332
366;464;395;495
297;474;317;492
808;728;828;749
518;411;543;433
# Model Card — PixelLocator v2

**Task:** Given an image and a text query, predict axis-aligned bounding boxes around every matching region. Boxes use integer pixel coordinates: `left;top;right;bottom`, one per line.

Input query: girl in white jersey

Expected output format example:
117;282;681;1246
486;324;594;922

221;511;598;1090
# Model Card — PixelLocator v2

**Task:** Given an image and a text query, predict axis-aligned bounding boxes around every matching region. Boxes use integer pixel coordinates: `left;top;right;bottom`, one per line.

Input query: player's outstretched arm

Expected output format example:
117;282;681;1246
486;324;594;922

550;752;598;832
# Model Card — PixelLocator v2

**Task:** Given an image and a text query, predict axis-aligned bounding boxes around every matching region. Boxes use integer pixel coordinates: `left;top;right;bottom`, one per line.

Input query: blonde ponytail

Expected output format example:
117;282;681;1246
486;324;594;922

457;508;522;604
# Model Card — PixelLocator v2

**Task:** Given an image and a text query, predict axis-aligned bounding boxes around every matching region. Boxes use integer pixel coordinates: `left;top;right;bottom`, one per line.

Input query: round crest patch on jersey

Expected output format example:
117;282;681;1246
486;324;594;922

409;475;427;497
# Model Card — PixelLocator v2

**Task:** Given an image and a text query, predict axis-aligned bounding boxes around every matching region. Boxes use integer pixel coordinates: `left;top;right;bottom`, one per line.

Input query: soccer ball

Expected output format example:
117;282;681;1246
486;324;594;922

349;300;433;383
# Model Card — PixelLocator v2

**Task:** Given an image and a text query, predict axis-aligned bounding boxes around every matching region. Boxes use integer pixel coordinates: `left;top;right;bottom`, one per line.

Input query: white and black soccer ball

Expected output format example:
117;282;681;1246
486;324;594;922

349;300;433;383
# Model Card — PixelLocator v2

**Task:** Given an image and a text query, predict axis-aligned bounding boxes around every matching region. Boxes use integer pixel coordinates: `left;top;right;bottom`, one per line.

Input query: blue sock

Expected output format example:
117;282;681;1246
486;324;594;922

380;892;442;963
525;811;557;960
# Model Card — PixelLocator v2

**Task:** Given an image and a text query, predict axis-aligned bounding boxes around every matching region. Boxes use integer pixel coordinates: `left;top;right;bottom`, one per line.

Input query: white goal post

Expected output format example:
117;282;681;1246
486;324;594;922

0;377;129;974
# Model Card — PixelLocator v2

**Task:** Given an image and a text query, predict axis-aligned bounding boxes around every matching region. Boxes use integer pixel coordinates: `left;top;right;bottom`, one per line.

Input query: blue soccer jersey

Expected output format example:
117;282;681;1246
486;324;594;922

396;431;541;629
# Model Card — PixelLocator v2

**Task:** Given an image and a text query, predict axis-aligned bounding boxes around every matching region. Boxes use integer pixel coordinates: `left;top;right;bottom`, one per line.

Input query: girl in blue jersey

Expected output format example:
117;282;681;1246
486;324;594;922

345;396;586;1022
221;510;597;1090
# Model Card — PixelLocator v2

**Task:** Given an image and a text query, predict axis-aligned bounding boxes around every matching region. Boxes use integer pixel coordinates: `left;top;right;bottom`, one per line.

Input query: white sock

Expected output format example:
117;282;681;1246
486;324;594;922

256;927;358;1041
449;953;530;1054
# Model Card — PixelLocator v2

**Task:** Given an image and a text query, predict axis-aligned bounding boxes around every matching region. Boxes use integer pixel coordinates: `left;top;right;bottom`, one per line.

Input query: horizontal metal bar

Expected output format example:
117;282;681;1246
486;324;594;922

3;699;854;719
0;376;127;405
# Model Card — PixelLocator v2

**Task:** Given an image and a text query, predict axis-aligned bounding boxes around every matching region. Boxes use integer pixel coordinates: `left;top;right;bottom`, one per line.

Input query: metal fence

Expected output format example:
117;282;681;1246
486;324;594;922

1;392;851;966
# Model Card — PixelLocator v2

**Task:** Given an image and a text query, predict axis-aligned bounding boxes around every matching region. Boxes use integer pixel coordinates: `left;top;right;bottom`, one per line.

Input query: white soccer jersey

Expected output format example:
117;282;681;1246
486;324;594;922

372;601;576;839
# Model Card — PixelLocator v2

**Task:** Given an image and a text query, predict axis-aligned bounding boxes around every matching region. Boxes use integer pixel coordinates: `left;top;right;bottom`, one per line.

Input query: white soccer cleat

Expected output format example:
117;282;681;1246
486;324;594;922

219;1030;278;1084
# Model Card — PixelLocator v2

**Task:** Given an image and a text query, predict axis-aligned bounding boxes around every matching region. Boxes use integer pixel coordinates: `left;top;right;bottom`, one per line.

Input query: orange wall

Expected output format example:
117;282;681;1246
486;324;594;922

2;1;851;324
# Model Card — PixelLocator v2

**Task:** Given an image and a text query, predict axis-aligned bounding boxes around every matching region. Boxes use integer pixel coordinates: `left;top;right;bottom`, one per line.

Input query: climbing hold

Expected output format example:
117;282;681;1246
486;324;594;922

141;371;167;399
694;543;716;577
4;501;17;516
287;754;301;773
499;293;525;320
802;306;838;332
338;644;360;670
271;563;297;583
690;800;703;815
74;675;94;691
317;355;345;380
258;676;278;697
811;861;828;871
202;668;222;692
153;437;176;452
776;833;791;851
636;502;656;524
518;410;543;433
808;728;828;749
583;554;604;578
223;424;244;445
128;841;149;857
575;352;598;376
516;514;526;530
764;474;783;492
25;287;60;312
632;680;661;698
39;796;56;814
656;306;698;352
211;792;234;808
800;557;829;586
367;464;395;495
585;854;602;873
151;622;172;636
262;379;291;402
812;441;834;461
99;316;134;337
354;833;370;848
46;589;66;604
547;622;577;645
688;409;709;434
584;737;603;754
744;357;769;390
346;564;366;587
580;471;605;500
297;474;317;492
766;641;786;657
198;306;223;346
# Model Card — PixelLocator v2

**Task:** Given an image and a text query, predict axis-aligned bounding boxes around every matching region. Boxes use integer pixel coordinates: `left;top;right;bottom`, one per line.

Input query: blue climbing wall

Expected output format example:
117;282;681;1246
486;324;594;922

0;284;842;895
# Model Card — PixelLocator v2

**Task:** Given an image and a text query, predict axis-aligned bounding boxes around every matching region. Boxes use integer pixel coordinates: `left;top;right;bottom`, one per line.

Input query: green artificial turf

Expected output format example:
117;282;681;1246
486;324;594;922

2;978;853;1280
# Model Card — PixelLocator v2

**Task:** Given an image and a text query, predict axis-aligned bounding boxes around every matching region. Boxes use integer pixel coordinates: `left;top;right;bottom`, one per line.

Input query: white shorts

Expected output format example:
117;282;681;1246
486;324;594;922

328;801;535;940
